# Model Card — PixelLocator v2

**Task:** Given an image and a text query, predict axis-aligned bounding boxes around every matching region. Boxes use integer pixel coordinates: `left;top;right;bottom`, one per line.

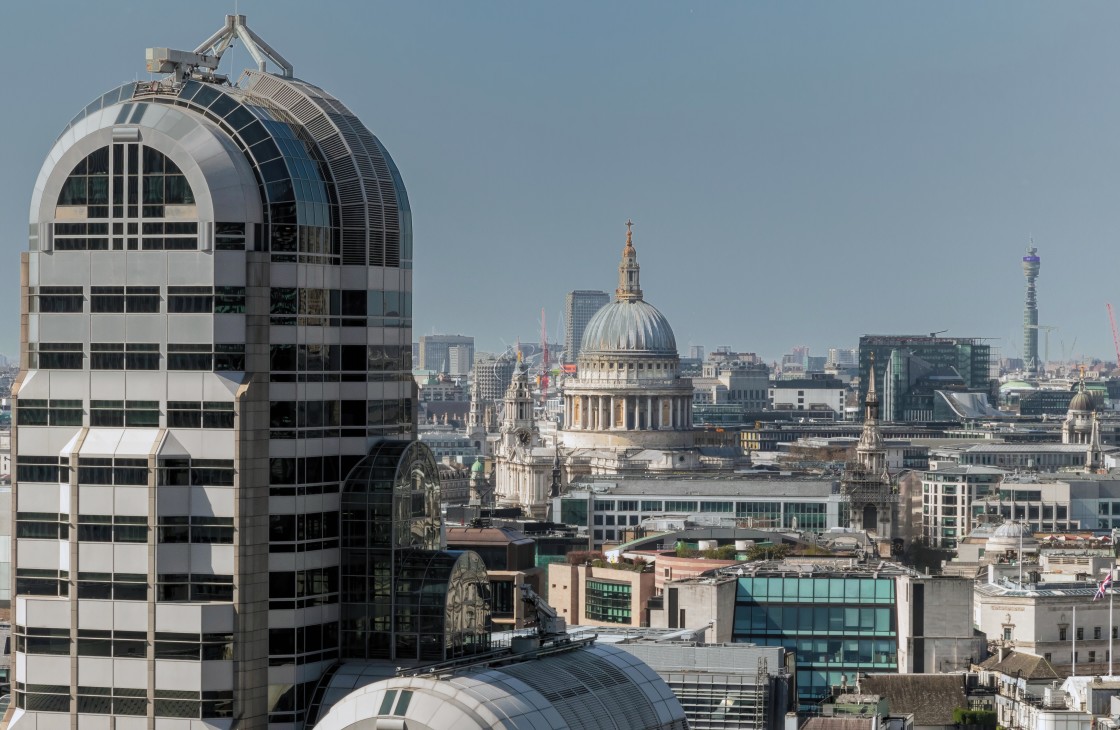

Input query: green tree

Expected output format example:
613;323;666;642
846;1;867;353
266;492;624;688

951;707;996;728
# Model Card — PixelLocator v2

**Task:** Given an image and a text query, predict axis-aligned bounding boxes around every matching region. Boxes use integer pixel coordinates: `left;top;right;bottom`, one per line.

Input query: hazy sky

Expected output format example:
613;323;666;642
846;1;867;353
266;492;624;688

2;1;1119;364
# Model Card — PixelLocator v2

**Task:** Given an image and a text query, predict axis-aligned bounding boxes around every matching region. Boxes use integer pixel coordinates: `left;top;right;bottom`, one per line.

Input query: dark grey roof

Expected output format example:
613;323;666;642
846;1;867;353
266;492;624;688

977;650;1060;680
859;674;966;725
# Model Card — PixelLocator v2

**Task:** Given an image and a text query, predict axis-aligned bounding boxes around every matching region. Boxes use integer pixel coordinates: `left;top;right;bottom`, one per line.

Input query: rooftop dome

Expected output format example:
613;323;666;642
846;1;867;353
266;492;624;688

986;520;1039;554
580;221;678;357
582;300;677;355
1069;383;1095;413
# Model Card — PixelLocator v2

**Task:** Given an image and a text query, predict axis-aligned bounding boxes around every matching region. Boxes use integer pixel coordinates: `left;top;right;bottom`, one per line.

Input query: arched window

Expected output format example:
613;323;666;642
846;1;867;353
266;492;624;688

54;144;197;251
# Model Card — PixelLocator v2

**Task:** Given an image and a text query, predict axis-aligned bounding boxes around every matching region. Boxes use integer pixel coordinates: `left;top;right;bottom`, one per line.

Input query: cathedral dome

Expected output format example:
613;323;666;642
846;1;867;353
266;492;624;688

579;220;678;357
1069;388;1095;413
581;299;677;355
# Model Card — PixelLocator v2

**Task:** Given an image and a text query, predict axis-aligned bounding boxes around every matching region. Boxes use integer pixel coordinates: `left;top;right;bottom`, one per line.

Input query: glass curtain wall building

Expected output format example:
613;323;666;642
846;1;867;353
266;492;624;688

11;16;422;730
858;336;994;422
732;573;898;711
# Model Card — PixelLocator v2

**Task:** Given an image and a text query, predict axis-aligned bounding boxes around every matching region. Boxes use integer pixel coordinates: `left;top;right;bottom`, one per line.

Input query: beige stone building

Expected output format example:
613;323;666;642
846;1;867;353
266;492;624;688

547;562;656;628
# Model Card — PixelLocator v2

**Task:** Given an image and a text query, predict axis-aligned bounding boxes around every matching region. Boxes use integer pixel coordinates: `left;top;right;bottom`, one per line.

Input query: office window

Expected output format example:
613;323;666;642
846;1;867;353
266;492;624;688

158;516;234;544
17;399;82;426
585;579;632;624
90;286;160;312
15;456;66;483
168;401;233;429
32;286;84;313
168;344;245;371
29;342;83;369
167;286;212;313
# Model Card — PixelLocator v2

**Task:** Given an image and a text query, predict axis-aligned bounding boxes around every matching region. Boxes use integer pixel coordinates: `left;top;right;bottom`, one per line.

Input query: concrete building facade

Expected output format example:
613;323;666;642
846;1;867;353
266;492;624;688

548;562;657;628
921;466;1006;547
417;334;473;375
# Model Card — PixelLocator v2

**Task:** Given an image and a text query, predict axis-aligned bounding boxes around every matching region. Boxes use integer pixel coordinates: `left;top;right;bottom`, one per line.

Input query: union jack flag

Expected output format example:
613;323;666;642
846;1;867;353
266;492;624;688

1094;572;1113;601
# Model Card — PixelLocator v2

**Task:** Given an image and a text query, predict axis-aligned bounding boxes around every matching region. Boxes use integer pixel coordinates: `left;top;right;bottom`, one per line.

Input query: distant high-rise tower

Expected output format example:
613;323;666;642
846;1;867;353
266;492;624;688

1023;246;1041;377
563;290;609;364
419;334;474;374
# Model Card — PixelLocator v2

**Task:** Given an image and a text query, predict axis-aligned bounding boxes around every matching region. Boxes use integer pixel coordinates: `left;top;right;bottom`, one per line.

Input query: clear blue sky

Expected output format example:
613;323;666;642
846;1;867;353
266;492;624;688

2;1;1119;364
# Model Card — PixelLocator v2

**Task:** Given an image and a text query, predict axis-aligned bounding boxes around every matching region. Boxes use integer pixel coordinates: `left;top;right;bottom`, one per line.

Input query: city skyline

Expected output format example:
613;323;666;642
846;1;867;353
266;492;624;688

4;2;1120;363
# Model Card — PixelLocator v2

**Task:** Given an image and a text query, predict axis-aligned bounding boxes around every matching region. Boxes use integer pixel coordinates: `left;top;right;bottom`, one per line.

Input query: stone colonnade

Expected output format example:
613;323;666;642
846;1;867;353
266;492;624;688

562;393;692;431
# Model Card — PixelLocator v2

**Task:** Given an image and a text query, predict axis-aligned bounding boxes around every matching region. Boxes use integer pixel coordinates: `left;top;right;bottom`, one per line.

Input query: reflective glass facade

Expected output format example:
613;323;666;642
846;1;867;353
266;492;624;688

732;576;898;711
341;441;491;662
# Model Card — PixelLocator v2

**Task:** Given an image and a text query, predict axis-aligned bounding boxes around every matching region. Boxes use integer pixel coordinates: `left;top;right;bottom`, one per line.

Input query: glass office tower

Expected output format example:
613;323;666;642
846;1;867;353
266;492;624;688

732;572;899;711
12;16;418;730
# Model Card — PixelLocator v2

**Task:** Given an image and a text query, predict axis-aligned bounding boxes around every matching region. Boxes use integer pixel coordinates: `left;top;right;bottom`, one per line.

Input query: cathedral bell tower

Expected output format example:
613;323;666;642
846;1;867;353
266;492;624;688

500;354;537;450
616;218;643;303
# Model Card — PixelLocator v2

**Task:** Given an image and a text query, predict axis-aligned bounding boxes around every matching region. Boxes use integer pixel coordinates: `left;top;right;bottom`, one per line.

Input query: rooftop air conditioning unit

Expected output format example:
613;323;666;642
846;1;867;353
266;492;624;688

1043;688;1069;710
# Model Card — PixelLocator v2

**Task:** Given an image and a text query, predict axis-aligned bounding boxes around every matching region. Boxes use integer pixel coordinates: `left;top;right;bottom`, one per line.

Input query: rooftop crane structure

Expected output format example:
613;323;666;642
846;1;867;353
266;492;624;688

539;307;549;403
1108;303;1120;367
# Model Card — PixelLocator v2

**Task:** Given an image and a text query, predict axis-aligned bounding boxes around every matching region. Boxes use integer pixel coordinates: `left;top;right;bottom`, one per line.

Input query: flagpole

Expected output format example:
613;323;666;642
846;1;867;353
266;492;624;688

1111;570;1115;677
1073;605;1077;677
1018;521;1023;586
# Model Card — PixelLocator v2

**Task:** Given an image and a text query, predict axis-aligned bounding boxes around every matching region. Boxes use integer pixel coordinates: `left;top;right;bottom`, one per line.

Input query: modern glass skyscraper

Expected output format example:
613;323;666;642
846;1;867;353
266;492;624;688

563;290;609;365
10;16;424;730
858;335;994;422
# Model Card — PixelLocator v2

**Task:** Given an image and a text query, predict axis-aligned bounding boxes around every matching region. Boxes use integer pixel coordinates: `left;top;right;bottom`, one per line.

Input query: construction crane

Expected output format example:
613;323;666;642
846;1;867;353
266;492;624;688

1108;304;1120;368
539;308;549;403
520;584;567;638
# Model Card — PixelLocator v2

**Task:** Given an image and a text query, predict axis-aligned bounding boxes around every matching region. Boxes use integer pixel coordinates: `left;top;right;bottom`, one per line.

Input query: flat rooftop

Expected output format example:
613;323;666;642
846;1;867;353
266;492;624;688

568;476;837;498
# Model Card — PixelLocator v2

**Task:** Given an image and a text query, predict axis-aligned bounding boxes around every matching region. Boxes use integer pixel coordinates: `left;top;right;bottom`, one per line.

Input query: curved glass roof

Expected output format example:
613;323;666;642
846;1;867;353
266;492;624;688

56;71;411;268
342;440;440;497
312;643;689;730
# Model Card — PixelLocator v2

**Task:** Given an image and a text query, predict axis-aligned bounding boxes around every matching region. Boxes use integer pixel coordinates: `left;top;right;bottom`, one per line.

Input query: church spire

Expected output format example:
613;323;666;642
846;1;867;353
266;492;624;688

857;352;886;474
616;218;643;303
864;351;880;423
